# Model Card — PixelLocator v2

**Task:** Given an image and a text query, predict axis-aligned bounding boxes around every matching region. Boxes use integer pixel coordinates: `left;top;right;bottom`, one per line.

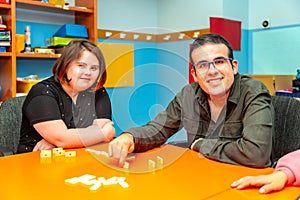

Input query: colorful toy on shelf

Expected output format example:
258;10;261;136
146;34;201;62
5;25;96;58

292;69;300;93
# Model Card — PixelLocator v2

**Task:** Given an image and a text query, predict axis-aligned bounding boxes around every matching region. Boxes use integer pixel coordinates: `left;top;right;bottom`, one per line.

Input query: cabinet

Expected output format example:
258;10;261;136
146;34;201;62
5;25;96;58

0;0;98;101
247;74;295;95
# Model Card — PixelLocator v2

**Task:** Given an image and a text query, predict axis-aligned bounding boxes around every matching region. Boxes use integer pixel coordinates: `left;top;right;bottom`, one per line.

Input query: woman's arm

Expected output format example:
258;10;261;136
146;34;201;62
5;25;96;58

275;149;300;186
33;118;115;149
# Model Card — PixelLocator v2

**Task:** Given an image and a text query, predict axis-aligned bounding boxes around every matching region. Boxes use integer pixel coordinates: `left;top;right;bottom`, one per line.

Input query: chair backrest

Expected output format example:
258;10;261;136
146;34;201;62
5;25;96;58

271;95;300;165
0;96;26;156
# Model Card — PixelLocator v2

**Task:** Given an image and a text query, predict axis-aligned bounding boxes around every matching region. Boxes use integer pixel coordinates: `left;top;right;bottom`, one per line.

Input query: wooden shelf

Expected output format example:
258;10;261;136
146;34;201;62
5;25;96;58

0;3;11;9
0;0;97;101
16;0;93;13
17;53;60;59
0;52;12;57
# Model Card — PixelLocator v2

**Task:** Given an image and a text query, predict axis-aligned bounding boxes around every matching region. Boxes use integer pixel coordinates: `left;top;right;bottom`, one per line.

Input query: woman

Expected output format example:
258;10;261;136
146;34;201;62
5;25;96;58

231;150;300;194
17;39;115;153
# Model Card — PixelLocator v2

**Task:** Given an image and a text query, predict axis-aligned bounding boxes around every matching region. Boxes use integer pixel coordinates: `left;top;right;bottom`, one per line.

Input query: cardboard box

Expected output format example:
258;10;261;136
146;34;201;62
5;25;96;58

53;24;88;38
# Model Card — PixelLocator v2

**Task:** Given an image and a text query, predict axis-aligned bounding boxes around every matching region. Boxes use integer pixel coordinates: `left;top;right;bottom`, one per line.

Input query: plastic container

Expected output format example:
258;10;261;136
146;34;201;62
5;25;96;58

24;25;31;53
46;37;79;47
17;79;40;93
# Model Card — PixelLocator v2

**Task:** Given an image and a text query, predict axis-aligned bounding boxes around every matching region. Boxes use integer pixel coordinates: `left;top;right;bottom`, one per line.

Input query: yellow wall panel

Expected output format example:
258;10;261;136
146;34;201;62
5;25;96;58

98;43;134;88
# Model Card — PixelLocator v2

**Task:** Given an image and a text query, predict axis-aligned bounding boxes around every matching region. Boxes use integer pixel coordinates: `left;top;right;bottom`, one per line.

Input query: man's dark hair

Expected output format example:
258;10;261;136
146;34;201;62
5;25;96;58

189;33;234;66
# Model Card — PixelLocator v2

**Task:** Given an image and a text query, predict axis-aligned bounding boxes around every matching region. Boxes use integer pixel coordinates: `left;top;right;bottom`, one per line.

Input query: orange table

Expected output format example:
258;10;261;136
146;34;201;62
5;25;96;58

209;187;300;200
0;144;299;200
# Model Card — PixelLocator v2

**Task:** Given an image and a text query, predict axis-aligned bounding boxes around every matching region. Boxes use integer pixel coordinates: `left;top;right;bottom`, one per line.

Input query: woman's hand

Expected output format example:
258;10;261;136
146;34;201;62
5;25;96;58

33;139;56;151
101;121;115;142
231;171;288;194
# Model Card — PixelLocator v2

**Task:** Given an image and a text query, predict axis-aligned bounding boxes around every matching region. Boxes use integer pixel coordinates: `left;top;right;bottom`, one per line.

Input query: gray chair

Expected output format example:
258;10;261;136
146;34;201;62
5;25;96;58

0;96;26;156
271;95;300;166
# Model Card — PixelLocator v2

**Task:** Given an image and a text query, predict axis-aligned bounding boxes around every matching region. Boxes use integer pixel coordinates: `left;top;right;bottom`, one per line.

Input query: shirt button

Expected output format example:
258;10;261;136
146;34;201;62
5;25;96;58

62;114;64;117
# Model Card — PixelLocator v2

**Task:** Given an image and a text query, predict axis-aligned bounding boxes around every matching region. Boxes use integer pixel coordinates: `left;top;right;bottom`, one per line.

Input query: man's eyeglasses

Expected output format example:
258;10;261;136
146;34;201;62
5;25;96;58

193;58;233;74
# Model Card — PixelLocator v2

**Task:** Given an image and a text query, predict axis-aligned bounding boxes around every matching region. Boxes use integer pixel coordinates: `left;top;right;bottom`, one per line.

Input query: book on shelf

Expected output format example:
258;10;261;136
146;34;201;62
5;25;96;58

0;41;10;46
0;30;10;41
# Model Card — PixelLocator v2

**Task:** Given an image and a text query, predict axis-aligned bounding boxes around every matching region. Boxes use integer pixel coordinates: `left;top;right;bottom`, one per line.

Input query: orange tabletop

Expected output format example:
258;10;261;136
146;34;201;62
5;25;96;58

209;186;300;200
0;143;298;200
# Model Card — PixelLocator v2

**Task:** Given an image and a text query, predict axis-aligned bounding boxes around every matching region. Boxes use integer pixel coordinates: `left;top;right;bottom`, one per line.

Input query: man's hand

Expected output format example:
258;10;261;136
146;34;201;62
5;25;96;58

108;133;134;167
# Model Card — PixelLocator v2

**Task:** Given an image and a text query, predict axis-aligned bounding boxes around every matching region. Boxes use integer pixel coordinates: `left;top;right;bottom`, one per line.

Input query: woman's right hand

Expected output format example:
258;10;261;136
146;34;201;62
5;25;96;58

101;121;115;142
33;139;56;151
231;171;288;194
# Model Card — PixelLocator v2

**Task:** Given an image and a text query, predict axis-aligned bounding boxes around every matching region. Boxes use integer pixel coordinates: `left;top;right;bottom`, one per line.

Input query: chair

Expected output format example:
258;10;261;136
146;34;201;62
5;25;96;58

271;95;300;166
0;96;26;156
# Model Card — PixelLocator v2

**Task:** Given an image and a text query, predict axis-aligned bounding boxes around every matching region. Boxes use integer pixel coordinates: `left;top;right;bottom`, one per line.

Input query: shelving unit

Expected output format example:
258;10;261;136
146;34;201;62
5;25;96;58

0;0;97;101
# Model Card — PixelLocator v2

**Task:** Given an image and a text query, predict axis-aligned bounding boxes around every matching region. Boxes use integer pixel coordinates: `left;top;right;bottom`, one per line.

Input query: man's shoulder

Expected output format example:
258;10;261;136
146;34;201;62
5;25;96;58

179;82;200;94
239;74;270;93
240;74;265;85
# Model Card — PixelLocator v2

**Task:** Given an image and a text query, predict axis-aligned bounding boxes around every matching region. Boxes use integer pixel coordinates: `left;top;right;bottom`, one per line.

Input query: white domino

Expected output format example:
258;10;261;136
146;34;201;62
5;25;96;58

123;161;130;169
148;159;156;170
65;151;76;157
65;175;130;190
118;177;130;188
156;156;164;168
40;150;52;158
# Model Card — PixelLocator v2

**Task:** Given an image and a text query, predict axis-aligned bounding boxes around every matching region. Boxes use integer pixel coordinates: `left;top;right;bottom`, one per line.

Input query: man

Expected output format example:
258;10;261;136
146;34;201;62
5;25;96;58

109;33;274;168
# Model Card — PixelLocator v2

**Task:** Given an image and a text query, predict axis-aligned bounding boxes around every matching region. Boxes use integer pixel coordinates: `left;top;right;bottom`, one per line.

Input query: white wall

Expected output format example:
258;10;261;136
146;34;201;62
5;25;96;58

248;0;300;30
97;0;250;33
248;0;300;74
157;0;223;33
98;0;158;33
223;0;248;29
